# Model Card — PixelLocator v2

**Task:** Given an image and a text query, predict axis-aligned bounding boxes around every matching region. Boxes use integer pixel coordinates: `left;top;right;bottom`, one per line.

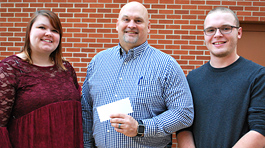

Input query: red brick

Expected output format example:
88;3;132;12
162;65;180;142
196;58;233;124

8;8;22;12
83;38;96;43
8;18;21;22
159;10;174;14
182;5;197;10
98;0;113;3
105;4;119;8
166;25;180;30
74;23;88;28
160;0;174;4
174;50;188;55
151;24;165;29
151;4;166;9
166;35;180;40
181;55;195;60
196;7;209;14
89;44;103;48
181;25;196;30
45;3;59;8
1;42;13;46
15;3;28;7
182;15;197;20
189;40;204;45
0;37;7;41
174;30;188;34
150;34;165;39
89;34;103;38
158;40;173;44
65;57;81;62
0;47;7;50
197;55;210;60
23;8;37;12
90;14;104;18
1;13;14;17
7;47;21;51
190;10;205;15
167;15;181;19
60;3;73;7
73;63;88;67
105;13;119;18
145;0;159;3
189;60;204;65
66;18;81;22
205;1;219;5
6;0;21;2
97;19;112;23
8;38;21;41
74;43;88;48
0;8;7;12
158;19;174;24
253;12;265;16
1;3;14;7
1;52;14;56
83;0;96;2
90;4;104;8
83;8;97;13
230;6;244;11
174;19;189;24
182;35;196;40
0;32;13;36
175;1;190;5
67;28;81;32
148;9;158;14
181;45;196;50
189;50;204;55
75;3;88;7
244;16;259;21
253;2;265;6
59;13;73;17
174;40;188;45
82;29;96;33
67;38;81;42
191;0;205;5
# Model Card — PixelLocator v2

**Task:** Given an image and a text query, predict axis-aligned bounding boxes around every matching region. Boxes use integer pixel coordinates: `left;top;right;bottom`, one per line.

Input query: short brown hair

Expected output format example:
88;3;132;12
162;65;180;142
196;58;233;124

206;7;240;27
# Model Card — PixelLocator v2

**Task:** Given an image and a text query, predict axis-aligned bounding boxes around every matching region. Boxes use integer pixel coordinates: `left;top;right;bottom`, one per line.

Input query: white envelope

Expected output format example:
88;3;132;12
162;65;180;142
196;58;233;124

97;97;133;122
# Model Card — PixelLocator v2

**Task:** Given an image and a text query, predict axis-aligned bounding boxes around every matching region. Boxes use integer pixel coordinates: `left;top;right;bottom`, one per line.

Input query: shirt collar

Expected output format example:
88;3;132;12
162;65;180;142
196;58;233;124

118;41;148;59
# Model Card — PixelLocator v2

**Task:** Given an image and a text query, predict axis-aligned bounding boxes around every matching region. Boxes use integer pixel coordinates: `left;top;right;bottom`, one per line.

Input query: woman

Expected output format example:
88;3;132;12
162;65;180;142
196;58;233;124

0;10;83;148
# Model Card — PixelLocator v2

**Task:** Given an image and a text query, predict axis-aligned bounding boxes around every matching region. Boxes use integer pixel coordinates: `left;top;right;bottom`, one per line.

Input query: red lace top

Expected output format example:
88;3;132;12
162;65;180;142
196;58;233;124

0;55;83;148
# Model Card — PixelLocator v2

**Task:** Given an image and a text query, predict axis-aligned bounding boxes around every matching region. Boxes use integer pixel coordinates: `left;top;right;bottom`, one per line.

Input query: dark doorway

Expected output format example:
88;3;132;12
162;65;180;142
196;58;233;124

237;22;265;66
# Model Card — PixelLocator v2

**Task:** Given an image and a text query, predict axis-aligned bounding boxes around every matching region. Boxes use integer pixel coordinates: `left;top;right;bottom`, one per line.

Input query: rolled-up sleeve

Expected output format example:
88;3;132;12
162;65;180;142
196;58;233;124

143;58;194;137
248;68;265;136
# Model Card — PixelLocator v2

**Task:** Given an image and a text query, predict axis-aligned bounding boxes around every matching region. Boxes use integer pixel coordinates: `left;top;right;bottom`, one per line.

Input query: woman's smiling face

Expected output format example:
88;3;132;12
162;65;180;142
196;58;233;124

29;15;60;55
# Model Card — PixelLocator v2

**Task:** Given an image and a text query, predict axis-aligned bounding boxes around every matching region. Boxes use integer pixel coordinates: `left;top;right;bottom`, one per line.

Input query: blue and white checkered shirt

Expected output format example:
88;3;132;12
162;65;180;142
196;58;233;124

82;41;194;148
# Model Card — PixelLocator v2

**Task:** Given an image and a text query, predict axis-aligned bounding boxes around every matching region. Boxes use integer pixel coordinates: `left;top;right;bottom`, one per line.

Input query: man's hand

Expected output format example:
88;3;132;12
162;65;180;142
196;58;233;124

110;113;138;137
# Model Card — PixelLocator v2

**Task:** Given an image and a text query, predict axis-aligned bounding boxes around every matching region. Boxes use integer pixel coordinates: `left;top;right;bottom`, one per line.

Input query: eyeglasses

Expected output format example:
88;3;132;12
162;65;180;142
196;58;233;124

204;25;240;36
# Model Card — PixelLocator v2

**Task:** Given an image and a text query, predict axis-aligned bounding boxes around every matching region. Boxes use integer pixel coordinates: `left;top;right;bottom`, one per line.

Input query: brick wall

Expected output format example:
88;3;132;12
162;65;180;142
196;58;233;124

1;0;265;147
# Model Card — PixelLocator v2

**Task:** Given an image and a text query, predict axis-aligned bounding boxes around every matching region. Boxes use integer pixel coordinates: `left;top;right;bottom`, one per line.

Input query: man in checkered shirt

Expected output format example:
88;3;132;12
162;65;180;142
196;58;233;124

82;2;194;148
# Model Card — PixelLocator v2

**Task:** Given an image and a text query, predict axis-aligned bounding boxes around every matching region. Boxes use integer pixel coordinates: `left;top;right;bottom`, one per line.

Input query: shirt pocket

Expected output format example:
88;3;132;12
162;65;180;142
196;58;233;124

136;79;162;104
133;79;164;119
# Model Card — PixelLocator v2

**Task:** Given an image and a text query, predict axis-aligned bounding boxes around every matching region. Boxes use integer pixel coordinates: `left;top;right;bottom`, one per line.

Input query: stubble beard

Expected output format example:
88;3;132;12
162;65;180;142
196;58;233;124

123;34;138;44
210;44;237;58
